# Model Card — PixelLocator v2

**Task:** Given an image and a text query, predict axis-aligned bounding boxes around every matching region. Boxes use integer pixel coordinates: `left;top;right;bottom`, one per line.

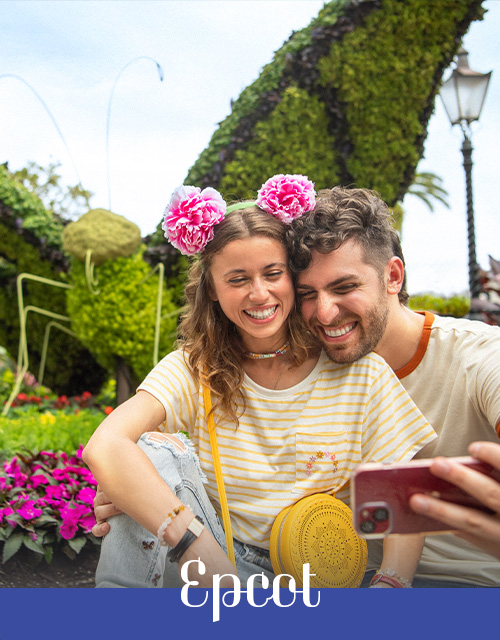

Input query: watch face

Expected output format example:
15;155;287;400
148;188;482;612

188;516;205;537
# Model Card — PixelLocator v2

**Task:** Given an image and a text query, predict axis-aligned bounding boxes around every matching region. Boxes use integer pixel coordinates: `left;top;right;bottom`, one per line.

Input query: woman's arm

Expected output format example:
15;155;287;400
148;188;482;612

409;441;500;560
83;390;236;585
370;535;425;588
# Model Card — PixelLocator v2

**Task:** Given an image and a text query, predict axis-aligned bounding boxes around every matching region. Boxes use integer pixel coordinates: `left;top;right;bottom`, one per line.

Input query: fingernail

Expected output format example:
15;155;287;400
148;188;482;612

432;458;451;475
469;443;480;457
410;494;428;513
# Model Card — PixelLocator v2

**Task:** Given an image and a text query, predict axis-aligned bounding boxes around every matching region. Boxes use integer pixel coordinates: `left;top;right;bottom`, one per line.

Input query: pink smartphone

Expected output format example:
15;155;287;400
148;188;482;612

350;456;500;538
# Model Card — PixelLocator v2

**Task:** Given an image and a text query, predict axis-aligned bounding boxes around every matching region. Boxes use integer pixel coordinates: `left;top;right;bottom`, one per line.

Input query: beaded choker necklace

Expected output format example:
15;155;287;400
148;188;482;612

245;341;290;360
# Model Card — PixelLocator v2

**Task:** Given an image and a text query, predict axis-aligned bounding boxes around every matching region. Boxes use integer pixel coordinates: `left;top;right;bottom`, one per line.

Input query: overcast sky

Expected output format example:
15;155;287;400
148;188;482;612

1;0;499;296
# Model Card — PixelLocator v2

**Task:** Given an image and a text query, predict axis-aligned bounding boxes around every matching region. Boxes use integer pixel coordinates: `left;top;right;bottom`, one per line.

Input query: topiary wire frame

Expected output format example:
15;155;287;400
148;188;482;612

2;252;167;416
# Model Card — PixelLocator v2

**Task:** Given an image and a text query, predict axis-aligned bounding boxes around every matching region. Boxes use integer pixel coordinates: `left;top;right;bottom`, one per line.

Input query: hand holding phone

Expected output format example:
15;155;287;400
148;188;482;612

350;453;500;538
408;442;500;560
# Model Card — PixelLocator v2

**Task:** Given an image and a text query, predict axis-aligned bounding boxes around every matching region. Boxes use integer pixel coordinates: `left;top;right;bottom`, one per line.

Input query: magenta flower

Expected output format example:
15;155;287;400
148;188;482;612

76;487;96;505
0;506;14;524
31;473;49;489
256;174;316;224
17;499;43;520
59;503;88;540
162;185;226;255
44;483;70;501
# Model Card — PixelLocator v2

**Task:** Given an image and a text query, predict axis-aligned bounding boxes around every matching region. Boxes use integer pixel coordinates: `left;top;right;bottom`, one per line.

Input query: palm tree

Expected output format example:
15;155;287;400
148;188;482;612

393;171;449;234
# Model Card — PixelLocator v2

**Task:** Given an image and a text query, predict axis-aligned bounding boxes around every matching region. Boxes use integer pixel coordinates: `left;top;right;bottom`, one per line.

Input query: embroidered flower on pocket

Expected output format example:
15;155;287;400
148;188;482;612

306;451;338;476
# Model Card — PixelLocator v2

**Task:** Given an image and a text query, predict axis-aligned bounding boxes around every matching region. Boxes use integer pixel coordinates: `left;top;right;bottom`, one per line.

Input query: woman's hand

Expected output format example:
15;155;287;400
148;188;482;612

92;485;122;537
409;441;500;560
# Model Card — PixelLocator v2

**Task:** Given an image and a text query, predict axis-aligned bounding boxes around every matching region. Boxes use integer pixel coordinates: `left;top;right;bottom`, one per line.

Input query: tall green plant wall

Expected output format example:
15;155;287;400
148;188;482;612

184;0;484;205
0;165;107;394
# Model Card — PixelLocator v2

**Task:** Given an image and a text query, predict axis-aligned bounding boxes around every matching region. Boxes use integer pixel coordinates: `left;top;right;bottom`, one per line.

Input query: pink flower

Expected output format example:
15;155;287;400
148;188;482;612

256;174;316;224
31;473;49;489
0;506;14;524
162;185;226;255
76;487;96;505
59;503;88;540
17;499;43;520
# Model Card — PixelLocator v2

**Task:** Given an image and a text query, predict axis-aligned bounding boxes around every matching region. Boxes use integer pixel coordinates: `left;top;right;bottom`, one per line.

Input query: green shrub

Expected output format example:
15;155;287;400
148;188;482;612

66;248;178;381
0;165;108;395
0;408;102;461
409;294;470;317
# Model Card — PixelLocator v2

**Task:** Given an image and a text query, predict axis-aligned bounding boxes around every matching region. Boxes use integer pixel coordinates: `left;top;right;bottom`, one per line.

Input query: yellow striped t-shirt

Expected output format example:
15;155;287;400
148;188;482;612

138;349;436;548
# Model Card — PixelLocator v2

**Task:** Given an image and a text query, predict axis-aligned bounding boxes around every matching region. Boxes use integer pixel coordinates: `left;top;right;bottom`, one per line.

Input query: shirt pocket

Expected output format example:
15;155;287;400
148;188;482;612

293;430;350;496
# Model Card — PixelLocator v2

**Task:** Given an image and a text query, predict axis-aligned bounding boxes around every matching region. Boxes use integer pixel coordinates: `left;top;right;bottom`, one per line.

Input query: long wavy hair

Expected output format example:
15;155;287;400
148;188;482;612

178;205;312;426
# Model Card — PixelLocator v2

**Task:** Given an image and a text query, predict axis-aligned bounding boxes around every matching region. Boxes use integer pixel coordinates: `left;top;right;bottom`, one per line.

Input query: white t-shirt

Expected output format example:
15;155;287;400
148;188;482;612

367;312;500;586
139;348;435;548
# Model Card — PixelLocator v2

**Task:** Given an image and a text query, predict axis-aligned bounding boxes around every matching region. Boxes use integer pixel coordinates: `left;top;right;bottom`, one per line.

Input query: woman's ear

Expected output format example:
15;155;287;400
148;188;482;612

208;284;218;302
386;257;405;296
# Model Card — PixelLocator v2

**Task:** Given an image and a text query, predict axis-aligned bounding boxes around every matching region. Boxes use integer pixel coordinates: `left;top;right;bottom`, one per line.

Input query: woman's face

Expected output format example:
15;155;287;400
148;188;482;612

209;236;294;351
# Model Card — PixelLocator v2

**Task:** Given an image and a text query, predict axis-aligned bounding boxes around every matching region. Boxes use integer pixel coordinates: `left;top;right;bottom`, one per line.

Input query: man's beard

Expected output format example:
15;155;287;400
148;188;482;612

320;301;389;365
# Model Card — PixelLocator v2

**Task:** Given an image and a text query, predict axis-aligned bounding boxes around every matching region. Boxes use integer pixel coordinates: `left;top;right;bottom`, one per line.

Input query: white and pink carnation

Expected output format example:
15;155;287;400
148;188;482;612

256;174;316;224
162;185;226;255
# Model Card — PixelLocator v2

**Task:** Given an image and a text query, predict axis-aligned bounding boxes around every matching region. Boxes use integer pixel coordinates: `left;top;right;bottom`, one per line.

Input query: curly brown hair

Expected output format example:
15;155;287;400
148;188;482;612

287;186;409;304
178;205;312;426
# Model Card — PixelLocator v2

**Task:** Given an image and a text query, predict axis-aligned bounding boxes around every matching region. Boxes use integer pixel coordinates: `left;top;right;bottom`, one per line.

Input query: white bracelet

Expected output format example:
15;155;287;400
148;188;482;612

373;568;412;589
157;504;193;546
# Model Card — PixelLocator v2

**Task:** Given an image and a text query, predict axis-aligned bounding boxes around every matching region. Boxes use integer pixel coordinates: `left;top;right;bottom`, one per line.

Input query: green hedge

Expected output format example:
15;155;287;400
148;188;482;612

409;294;470;317
66;249;179;381
183;0;484;207
0;171;107;395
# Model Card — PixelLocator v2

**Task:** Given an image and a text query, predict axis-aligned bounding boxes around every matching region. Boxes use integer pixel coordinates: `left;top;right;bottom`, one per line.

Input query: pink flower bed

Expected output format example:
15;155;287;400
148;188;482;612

0;446;98;564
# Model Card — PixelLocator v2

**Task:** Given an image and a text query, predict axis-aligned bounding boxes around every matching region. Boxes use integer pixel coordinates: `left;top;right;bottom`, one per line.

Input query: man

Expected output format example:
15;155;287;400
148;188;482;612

288;185;500;587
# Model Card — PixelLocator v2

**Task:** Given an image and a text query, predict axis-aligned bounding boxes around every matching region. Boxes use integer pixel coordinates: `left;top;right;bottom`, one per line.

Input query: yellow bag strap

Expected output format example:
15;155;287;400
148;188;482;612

202;382;236;567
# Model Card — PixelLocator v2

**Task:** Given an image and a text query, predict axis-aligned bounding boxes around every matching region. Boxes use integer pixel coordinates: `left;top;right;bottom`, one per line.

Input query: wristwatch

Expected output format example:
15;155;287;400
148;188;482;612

167;515;205;563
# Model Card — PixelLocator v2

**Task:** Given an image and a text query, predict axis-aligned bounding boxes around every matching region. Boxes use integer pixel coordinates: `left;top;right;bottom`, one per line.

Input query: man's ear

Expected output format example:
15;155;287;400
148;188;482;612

386;257;405;295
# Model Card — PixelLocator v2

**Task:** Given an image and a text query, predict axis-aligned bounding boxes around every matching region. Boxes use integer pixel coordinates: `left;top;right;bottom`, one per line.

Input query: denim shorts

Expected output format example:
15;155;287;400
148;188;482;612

95;432;275;588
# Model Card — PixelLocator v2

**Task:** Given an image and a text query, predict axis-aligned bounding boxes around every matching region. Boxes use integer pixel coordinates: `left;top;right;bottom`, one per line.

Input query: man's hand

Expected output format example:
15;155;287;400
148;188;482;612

409;441;500;560
92;485;123;537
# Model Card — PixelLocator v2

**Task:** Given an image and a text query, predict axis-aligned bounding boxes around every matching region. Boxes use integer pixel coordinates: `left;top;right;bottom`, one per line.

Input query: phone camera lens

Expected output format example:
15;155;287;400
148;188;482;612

373;508;389;522
360;520;375;533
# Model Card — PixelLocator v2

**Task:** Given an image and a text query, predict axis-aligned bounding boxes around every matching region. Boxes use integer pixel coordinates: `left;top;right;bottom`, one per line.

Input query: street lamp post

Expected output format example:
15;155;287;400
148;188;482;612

439;47;491;301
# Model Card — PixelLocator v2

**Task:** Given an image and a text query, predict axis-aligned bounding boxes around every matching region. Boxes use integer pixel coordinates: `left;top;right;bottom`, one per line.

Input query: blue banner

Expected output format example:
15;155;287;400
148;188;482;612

0;588;498;640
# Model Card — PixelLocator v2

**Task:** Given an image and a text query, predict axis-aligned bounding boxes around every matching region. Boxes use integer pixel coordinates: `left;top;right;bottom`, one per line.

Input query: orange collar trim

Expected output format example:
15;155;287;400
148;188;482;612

396;311;434;380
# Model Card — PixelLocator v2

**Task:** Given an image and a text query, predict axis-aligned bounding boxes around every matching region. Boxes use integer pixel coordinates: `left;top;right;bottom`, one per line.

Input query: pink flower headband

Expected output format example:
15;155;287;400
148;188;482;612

162;173;316;256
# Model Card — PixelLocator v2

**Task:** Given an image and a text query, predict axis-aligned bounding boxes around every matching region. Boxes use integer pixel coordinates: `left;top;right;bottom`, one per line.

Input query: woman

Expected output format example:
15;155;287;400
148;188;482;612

83;174;436;588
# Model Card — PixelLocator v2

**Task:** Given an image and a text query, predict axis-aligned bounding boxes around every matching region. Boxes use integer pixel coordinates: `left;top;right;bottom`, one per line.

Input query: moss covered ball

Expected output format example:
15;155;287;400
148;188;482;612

62;208;142;265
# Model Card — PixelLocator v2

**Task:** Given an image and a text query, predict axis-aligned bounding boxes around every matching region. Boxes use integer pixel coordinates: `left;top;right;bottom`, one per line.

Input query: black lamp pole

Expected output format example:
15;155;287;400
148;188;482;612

461;133;482;299
440;47;491;301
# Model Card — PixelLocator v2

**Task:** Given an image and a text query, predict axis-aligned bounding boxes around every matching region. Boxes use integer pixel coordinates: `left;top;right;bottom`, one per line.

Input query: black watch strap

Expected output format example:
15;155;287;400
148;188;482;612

167;515;205;564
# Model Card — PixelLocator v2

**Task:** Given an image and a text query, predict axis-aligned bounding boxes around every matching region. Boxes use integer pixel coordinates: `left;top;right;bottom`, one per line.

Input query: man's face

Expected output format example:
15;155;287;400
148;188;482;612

296;239;390;364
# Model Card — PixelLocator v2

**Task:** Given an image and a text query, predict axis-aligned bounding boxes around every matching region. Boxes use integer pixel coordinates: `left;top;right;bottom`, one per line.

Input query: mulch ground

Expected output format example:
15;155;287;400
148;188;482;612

0;545;100;588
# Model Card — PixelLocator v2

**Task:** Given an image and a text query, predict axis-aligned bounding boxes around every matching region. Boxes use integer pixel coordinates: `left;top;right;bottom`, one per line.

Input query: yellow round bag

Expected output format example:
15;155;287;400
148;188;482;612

270;494;368;588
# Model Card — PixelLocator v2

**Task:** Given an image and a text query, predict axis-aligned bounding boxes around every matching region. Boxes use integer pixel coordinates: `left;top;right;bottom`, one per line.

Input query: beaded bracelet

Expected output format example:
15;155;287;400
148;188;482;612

157;504;193;546
167;515;205;564
370;569;412;589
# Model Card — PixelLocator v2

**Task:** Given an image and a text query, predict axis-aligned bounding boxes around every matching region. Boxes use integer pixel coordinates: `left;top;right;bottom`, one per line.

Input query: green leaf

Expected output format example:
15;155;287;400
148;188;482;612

23;535;45;555
2;531;24;563
44;545;54;564
67;536;87;554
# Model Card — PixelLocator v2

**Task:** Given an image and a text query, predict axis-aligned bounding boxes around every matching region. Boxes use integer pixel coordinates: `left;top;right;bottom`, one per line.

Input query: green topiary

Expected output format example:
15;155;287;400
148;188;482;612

220;86;340;200
0;165;107;395
185;0;484;206
62;209;142;266
66;248;178;382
